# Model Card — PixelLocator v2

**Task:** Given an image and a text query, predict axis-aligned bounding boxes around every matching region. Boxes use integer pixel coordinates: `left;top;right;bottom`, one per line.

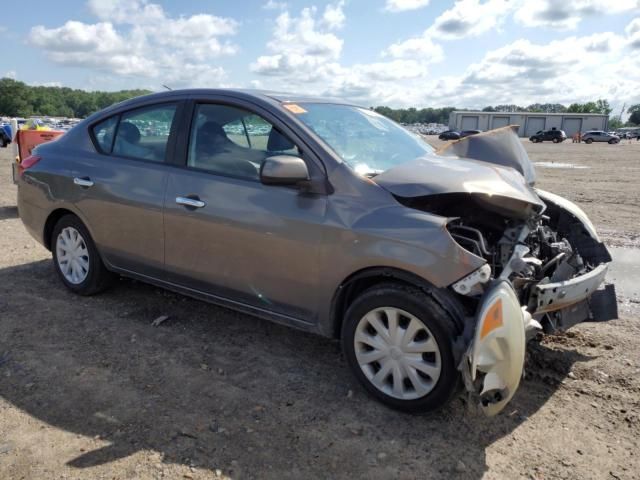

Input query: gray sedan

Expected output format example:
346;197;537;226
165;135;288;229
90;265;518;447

17;89;615;416
582;130;620;144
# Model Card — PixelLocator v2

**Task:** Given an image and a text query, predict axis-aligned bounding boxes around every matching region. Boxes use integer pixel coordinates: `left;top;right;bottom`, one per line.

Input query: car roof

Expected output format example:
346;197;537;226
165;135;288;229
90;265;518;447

109;88;361;110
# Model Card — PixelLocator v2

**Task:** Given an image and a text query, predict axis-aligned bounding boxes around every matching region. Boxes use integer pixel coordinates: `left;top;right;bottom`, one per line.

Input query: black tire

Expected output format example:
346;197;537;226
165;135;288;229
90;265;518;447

585;138;593;144
51;214;115;295
608;139;617;144
552;137;560;143
341;283;462;413
530;137;538;143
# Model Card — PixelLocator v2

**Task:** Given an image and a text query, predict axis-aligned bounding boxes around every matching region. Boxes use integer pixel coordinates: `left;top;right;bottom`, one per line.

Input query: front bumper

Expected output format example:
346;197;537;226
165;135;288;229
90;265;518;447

533;263;609;314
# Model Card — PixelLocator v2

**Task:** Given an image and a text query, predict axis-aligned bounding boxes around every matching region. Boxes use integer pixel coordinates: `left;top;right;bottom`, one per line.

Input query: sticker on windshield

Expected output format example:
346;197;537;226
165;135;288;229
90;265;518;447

283;103;307;114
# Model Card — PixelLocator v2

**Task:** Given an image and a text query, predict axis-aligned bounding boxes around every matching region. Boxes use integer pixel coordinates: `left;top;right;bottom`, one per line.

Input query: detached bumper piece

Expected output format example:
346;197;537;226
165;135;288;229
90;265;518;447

460;281;528;416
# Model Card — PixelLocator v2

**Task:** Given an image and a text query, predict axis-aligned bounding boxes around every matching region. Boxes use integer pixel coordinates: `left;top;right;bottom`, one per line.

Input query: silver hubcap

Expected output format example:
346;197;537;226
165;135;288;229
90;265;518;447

56;227;89;285
354;307;442;400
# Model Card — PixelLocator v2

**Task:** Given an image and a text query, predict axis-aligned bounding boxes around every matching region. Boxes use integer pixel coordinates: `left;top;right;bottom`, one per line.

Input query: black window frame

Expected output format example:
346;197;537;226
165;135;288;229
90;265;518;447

173;98;325;187
88;101;185;165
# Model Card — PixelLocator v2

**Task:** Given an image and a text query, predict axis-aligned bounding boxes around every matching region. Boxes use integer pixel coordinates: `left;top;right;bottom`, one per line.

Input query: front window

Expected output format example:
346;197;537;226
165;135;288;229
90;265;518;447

290;103;434;176
188;103;299;180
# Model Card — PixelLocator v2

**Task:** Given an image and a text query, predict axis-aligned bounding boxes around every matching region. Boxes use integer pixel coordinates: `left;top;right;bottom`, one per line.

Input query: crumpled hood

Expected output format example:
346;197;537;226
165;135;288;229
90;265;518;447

373;125;544;217
436;125;536;185
373;153;545;216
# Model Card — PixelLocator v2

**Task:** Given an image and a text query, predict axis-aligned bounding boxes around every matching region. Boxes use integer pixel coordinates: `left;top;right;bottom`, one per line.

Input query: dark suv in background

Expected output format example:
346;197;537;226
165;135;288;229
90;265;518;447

529;129;566;143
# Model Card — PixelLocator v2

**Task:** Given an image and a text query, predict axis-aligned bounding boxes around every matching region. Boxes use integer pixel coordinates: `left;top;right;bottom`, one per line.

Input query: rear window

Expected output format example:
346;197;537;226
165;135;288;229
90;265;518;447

112;104;177;162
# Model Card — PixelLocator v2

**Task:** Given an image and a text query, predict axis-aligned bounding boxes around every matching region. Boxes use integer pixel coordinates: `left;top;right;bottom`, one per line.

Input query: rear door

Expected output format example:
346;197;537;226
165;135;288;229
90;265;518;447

71;101;183;277
163;99;328;323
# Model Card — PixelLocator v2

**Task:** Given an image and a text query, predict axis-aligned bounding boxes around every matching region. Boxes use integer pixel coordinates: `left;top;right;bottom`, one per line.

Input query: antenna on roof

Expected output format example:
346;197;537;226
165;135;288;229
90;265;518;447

162;84;172;91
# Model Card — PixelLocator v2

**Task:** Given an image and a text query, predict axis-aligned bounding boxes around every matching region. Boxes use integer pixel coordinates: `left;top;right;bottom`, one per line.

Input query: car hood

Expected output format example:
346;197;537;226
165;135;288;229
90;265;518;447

374;153;542;207
436;125;536;185
373;132;544;218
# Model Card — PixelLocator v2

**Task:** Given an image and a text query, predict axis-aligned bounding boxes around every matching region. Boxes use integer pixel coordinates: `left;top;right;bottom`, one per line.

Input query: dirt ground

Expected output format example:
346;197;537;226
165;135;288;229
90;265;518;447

1;138;639;480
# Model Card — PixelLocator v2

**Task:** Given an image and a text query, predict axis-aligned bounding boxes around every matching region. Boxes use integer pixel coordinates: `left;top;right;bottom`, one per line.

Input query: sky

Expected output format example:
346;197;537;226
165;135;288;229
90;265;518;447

1;0;639;112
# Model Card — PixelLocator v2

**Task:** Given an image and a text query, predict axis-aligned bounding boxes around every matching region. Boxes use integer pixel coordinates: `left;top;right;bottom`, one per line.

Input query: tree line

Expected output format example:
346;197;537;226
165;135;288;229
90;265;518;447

1;77;638;128
0;78;151;118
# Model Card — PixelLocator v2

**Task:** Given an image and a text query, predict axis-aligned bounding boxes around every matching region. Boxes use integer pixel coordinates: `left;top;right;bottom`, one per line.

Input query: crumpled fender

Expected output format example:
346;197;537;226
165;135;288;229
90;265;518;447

461;280;529;416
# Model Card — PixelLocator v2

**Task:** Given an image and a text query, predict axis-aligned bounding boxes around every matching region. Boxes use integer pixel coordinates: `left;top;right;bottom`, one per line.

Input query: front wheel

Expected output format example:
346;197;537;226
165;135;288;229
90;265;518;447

552;138;560;143
585;138;593;144
608;139;617;144
341;283;461;413
51;214;115;295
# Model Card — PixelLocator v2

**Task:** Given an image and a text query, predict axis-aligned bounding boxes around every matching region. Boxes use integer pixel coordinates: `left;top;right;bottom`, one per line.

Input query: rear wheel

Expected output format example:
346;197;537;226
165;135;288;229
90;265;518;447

51;214;115;295
585;138;593;144
341;283;461;413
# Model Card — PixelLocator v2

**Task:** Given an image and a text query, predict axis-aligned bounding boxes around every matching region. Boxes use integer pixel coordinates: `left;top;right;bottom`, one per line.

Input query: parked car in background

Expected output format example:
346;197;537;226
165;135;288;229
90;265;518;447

438;130;460;140
529;129;566;143
582;131;620;144
16;89;615;416
1;124;12;147
459;129;482;138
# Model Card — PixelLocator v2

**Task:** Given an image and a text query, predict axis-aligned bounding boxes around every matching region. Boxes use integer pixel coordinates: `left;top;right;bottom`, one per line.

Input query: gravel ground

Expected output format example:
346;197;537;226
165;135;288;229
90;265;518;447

1;138;639;480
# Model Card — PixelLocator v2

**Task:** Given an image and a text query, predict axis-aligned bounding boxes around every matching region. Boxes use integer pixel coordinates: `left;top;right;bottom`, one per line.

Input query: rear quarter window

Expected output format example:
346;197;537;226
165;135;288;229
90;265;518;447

91;116;119;153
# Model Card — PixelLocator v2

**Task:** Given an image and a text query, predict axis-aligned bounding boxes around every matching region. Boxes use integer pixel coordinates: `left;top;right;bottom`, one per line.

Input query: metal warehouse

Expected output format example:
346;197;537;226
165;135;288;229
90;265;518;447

448;111;609;138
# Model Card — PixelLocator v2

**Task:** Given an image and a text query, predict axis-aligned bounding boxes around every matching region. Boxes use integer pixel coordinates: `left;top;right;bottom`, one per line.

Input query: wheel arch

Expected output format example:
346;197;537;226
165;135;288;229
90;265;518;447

329;266;466;339
43;208;77;250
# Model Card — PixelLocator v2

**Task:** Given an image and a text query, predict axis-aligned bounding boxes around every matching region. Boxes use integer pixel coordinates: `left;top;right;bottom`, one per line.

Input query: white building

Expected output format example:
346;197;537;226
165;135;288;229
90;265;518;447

448;111;609;138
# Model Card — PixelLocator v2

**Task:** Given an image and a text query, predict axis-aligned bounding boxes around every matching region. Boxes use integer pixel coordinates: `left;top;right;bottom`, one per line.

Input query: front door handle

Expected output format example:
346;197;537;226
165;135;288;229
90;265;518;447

73;177;94;188
176;196;206;208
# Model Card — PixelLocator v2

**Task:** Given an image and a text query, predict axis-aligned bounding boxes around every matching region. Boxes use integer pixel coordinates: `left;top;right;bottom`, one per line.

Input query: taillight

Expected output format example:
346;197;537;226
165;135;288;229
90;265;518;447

18;155;41;177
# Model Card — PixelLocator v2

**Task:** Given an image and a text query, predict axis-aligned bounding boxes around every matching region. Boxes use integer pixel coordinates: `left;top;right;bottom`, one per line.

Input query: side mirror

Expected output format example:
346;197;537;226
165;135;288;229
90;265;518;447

260;155;310;186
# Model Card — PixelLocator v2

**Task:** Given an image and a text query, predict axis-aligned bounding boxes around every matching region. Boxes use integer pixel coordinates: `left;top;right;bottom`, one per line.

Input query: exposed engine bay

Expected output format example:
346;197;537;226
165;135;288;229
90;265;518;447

398;190;616;331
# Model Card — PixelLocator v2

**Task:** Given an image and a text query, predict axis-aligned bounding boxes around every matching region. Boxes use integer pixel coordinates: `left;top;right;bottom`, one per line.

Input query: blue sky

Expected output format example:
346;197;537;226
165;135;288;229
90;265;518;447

1;0;639;110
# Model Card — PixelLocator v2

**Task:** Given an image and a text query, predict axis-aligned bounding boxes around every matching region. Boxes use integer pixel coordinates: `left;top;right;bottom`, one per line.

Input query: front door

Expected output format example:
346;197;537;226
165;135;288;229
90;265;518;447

163;102;328;322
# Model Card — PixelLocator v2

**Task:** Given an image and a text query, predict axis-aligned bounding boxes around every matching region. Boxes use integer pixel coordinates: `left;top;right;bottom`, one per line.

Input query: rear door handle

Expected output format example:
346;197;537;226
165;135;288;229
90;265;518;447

73;177;94;188
176;196;206;208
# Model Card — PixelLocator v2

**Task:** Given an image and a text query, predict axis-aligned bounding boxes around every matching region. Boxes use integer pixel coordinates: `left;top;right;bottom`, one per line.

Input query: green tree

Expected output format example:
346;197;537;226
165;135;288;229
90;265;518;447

0;77;151;118
608;118;623;130
628;104;640;125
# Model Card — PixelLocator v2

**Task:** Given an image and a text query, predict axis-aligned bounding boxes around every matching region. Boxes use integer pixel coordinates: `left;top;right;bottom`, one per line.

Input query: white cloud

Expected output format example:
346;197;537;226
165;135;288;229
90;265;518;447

384;0;431;12
514;0;639;30
626;17;640;49
4;70;16;79
427;0;512;39
455;32;637;107
250;6;344;78
262;0;287;10
323;1;346;30
384;34;443;61
29;0;238;87
383;0;509;64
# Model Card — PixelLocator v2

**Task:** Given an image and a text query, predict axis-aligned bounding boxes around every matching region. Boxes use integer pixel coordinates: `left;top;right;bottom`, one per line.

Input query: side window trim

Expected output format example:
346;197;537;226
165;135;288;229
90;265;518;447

89;114;121;155
89;101;184;165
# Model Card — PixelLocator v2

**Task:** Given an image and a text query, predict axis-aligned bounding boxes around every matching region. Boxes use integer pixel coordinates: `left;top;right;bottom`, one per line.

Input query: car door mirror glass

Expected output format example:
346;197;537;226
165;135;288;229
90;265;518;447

260;155;310;186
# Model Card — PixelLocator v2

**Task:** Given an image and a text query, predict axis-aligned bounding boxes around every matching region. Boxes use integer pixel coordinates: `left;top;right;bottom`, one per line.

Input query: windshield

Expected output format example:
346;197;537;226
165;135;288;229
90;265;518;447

290;103;434;176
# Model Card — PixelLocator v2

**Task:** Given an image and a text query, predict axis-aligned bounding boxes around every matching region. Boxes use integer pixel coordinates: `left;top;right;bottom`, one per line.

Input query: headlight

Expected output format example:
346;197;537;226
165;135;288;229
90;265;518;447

452;264;491;296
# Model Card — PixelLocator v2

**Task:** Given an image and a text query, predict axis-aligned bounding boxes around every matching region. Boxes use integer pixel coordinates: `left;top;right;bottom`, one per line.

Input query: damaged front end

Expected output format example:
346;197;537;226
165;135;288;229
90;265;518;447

374;127;617;415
